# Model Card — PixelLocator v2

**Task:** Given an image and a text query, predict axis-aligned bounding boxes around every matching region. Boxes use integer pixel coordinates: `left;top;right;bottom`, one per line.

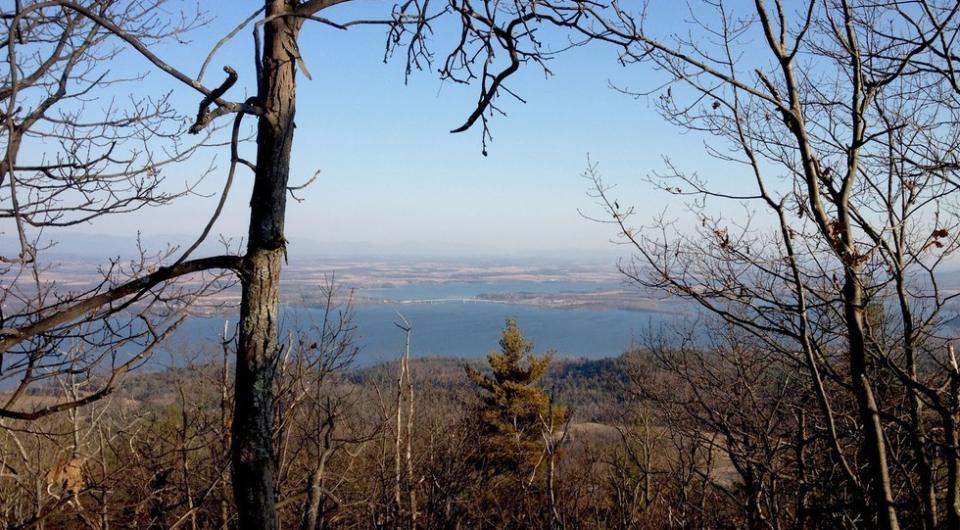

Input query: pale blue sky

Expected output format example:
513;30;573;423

44;1;732;260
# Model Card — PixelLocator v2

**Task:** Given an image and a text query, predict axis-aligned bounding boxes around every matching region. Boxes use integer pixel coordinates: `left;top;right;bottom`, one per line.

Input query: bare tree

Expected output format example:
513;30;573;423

1;0;650;527
585;2;960;529
0;0;230;421
391;313;417;529
624;321;802;530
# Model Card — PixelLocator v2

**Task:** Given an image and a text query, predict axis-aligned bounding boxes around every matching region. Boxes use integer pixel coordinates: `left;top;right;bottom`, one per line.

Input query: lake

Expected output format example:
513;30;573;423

164;281;669;366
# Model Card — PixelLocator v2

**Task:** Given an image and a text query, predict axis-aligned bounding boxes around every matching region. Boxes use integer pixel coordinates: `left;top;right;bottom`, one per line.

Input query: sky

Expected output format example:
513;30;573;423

23;1;735;261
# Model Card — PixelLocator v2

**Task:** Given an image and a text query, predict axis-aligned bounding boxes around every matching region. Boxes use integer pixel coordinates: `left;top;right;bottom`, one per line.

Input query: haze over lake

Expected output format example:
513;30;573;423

165;280;672;366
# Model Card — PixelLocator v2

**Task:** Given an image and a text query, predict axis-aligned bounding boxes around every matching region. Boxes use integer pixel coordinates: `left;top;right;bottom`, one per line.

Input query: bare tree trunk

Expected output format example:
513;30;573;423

947;345;960;530
220;321;233;530
217;320;232;530
394;349;405;525
836;8;899;527
179;387;198;530
794;410;807;530
844;272;900;530
404;327;417;530
300;412;336;530
300;467;324;530
546;415;561;530
232;2;301;529
393;315;414;528
892;261;937;529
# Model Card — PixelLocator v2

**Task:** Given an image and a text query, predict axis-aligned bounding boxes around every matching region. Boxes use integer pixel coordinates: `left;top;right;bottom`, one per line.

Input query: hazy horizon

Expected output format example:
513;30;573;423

14;230;631;264
11;1;721;261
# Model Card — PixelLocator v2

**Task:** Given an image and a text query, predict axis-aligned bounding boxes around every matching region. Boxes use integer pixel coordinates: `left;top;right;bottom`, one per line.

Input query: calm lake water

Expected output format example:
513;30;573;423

164;281;669;366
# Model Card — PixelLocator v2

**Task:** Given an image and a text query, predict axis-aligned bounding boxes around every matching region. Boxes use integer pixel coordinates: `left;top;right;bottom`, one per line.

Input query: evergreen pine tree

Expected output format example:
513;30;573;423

466;319;569;478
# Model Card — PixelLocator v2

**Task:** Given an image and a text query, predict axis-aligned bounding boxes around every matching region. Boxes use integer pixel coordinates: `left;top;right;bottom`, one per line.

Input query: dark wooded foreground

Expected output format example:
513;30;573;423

0;319;845;529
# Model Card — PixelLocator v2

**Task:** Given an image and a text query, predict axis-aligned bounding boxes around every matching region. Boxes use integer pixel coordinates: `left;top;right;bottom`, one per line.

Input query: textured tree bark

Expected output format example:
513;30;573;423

844;272;900;530
894;271;938;530
232;2;302;529
299;467;324;530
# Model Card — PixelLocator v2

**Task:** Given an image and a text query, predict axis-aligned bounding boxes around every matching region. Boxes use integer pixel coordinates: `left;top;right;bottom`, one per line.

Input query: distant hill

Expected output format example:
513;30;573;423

330;355;627;422
114;354;632;422
10;232;624;264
